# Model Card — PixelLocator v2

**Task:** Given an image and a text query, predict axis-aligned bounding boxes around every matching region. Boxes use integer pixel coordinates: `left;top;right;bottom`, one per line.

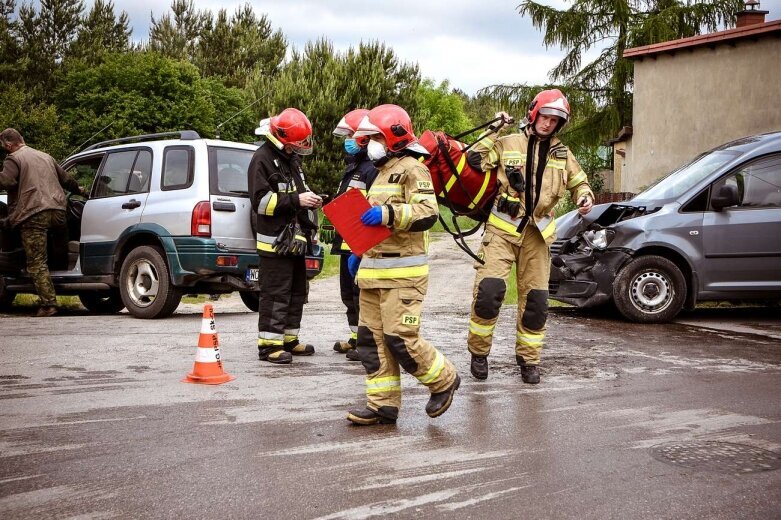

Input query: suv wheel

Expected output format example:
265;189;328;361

79;289;125;314
239;291;260;312
0;277;16;311
613;255;686;323
119;246;182;319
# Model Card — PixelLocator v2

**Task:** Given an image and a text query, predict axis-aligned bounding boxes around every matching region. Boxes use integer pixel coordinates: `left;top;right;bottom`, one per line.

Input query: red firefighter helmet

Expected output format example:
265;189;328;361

270;108;313;155
353;104;427;154
527;89;571;129
333;108;370;145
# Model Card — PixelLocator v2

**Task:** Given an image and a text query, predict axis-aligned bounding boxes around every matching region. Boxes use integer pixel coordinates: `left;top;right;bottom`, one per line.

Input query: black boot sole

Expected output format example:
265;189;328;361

346;411;396;426
427;374;461;418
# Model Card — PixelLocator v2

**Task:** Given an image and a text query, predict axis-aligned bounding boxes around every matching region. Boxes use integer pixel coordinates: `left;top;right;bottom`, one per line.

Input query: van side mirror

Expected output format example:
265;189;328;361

712;184;739;211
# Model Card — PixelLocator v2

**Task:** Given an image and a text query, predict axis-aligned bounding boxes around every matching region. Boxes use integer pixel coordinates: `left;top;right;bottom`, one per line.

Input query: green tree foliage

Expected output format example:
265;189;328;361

54;52;249;149
0;82;70;160
69;0;131;65
415;79;473;136
149;1;286;88
0;0;20;80
15;0;84;92
248;39;421;194
148;0;205;61
515;0;743;147
197;4;286;87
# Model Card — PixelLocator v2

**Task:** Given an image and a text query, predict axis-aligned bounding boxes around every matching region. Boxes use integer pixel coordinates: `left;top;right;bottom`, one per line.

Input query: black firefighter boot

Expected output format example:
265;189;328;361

426;374;461;418
333;337;356;354
347;406;398;426
516;356;540;384
258;347;292;365
470;354;488;380
284;339;315;356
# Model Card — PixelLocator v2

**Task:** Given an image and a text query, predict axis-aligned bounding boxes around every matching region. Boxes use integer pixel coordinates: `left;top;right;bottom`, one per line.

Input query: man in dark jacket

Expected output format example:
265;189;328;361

249;109;322;365
322;109;379;361
0;128;84;317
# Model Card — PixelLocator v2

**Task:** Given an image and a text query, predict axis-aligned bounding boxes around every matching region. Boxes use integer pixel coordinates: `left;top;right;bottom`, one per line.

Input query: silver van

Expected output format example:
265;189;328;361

550;131;781;323
0;131;324;318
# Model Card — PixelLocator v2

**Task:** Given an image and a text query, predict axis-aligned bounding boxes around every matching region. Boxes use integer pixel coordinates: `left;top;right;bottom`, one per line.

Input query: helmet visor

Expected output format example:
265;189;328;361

288;135;314;156
538;106;568;121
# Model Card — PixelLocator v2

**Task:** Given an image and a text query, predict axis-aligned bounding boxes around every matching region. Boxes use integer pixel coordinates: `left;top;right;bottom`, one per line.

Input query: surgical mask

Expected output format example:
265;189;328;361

343;138;361;155
367;139;387;161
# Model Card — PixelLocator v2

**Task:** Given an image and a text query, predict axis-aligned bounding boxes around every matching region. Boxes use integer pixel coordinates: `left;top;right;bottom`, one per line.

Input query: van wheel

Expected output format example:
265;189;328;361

0;277;16;311
613;255;686;323
239;291;260;312
119;246;181;319
79;289;125;314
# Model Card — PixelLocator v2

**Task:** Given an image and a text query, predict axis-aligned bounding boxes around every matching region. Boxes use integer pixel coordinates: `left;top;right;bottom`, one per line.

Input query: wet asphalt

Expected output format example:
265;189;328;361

0;237;779;519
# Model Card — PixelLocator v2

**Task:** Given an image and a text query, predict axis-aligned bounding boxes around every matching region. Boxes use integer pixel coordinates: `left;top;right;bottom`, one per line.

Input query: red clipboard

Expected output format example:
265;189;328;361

322;189;392;256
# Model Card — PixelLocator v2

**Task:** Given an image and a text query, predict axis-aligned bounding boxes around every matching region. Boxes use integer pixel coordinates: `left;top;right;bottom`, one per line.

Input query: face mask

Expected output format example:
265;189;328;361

367;139;387;161
343;138;361;155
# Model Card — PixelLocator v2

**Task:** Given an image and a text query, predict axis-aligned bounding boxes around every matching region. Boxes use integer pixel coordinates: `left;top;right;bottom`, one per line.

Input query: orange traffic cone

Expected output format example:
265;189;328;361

182;304;235;385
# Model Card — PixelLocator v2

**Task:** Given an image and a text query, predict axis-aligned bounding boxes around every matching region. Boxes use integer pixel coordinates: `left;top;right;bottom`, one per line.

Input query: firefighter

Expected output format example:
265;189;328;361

465;89;594;384
249;108;321;365
345;104;460;425
321;109;379;361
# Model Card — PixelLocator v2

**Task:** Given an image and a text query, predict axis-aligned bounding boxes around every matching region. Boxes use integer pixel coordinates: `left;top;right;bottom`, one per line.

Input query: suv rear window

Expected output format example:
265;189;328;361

209;147;254;196
161;146;194;190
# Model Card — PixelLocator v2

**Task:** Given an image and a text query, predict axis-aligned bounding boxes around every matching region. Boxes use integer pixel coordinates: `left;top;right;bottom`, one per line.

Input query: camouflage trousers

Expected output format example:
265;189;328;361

20;210;66;307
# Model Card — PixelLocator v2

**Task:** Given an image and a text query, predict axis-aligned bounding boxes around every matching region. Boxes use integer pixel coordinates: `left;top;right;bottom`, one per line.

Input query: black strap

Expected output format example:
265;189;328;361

453;117;503;141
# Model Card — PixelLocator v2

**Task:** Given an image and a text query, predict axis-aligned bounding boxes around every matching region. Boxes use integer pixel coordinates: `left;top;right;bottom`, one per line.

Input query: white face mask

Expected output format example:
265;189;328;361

367;139;387;161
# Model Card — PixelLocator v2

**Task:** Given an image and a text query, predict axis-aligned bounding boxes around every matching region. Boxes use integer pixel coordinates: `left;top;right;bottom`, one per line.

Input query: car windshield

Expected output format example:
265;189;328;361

635;150;742;202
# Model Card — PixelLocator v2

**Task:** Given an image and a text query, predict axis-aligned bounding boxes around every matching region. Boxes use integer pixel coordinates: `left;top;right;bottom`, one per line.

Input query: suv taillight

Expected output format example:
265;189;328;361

191;201;211;237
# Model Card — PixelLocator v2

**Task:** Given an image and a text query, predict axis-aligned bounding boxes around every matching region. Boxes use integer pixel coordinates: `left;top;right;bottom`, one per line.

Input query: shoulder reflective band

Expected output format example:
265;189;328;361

258;192;278;216
366;375;401;394
567;170;588;190
416;349;445;384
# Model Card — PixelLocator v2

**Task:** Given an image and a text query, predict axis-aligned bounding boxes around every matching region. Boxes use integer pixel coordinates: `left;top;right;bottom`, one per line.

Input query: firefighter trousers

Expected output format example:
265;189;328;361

357;286;457;419
257;255;307;349
467;226;550;365
339;254;360;342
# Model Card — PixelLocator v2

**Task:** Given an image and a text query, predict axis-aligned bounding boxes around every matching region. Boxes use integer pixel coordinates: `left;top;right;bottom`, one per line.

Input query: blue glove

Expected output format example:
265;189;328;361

347;254;361;277
361;206;384;226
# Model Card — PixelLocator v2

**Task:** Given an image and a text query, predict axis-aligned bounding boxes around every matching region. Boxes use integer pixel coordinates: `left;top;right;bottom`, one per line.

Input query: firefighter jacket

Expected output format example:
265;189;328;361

468;127;593;246
331;148;379;255
248;142;317;257
0;145;81;227
356;155;438;291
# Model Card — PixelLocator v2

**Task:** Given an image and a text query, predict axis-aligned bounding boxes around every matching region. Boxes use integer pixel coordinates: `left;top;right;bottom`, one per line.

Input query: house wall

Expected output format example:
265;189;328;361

626;36;781;192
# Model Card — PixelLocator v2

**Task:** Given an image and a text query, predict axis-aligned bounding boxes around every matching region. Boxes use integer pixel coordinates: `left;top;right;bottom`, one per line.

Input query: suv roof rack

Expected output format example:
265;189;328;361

82;130;201;152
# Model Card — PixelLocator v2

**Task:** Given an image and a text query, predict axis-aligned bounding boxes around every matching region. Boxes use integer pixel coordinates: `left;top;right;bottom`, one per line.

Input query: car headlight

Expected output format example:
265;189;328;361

583;229;614;250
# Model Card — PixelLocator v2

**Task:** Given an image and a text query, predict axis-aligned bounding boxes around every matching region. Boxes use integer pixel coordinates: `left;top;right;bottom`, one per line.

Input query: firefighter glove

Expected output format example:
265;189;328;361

497;195;522;218
361;206;383;226
319;216;335;244
347;254;361;277
506;166;525;194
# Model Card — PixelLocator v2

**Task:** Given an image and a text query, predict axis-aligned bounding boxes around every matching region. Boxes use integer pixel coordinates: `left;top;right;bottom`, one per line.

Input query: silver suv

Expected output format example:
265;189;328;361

0;131;324;318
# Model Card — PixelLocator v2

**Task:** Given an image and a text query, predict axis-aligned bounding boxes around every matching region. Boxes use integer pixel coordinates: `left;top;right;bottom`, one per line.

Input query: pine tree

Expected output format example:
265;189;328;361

148;0;205;61
489;0;744;148
0;0;20;80
70;0;131;65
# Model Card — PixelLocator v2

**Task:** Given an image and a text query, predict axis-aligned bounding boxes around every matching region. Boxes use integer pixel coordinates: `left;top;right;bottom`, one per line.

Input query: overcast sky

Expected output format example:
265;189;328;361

115;0;781;95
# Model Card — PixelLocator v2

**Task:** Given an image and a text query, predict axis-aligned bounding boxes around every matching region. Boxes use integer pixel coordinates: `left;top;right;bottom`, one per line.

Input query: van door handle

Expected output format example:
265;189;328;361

213;201;236;212
122;199;141;209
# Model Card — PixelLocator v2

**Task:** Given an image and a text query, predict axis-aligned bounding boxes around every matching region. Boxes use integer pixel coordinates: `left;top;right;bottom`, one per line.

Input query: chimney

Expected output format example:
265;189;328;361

736;0;769;28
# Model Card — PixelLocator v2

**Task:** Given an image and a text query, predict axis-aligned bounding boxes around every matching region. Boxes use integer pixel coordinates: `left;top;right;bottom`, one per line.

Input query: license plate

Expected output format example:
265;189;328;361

246;268;258;282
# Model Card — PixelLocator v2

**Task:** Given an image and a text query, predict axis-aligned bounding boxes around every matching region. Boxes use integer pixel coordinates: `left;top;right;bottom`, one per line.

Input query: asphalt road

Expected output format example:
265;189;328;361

1;238;779;519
